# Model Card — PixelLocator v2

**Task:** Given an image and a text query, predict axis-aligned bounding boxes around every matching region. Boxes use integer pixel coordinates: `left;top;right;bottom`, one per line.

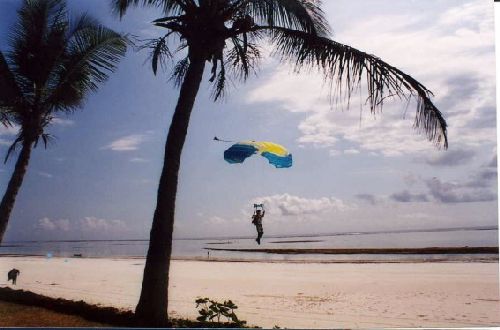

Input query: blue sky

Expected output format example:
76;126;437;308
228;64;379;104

0;0;497;241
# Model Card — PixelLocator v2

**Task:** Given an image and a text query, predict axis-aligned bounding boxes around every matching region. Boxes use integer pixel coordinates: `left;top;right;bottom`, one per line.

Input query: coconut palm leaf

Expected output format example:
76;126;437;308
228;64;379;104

264;27;448;148
170;55;190;87
0;0;126;245
46;22;127;112
8;0;67;87
236;0;330;35
226;37;260;81
112;0;192;17
0;52;22;125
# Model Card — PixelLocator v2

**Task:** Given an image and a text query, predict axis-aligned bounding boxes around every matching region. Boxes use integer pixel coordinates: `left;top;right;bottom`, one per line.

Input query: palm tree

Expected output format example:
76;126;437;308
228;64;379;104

0;0;127;242
114;0;448;325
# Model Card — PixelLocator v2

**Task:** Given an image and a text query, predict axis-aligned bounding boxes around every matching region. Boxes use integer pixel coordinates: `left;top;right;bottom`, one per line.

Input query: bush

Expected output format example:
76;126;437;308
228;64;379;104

195;297;246;326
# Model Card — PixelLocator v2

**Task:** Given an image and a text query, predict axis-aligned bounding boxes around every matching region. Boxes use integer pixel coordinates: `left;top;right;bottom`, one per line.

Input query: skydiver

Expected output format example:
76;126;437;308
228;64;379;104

252;207;265;245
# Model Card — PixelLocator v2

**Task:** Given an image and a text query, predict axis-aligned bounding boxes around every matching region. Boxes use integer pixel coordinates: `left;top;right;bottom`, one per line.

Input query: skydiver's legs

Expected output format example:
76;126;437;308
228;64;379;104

255;223;263;245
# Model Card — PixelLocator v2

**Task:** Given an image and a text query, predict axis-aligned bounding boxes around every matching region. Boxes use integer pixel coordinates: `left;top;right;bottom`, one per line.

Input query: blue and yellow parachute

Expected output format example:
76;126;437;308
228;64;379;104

223;140;292;168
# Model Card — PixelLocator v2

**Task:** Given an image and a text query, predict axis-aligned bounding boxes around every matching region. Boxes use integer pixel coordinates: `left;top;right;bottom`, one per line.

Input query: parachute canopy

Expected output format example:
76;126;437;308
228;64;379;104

224;141;292;168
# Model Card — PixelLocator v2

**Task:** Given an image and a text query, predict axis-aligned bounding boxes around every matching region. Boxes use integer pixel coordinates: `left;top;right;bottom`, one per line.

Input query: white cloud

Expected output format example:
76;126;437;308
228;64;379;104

246;0;495;157
344;149;360;155
37;217;56;231
102;134;147;151
80;216;127;232
253;193;353;217
51;117;75;126
130;157;149;163
424;148;475;167
205;216;227;225
0;125;19;136
34;216;127;234
36;171;53;179
36;218;70;231
0;124;19;146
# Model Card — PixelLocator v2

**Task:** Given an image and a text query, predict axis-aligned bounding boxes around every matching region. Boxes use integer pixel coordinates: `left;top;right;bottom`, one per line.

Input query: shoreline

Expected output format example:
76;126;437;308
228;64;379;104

1;253;498;264
204;246;499;254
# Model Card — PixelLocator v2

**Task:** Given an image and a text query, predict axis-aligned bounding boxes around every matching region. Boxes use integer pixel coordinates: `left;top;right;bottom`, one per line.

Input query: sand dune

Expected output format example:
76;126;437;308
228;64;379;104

0;257;499;328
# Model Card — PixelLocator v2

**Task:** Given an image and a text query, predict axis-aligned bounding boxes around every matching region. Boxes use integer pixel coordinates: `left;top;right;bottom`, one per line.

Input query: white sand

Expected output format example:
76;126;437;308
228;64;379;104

0;257;499;328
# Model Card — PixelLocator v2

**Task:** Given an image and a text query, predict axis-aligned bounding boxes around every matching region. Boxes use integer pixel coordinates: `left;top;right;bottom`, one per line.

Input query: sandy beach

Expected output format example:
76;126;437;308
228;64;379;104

0;257;499;328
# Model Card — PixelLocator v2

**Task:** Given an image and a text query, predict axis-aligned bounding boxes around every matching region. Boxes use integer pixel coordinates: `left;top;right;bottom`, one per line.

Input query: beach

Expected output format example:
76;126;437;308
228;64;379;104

0;257;499;328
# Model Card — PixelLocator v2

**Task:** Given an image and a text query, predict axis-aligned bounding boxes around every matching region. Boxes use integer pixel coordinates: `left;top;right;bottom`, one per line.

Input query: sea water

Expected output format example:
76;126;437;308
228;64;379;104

0;227;498;262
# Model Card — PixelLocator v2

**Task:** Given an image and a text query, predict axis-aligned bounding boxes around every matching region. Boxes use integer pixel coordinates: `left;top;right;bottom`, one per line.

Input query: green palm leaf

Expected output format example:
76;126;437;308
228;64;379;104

0;52;22;125
266;27;448;148
111;0;192;17
238;0;330;35
1;0;127;156
46;22;127;111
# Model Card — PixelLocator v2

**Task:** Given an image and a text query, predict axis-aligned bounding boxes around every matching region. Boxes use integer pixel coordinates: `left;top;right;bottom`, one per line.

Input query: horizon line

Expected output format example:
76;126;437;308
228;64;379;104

2;224;497;245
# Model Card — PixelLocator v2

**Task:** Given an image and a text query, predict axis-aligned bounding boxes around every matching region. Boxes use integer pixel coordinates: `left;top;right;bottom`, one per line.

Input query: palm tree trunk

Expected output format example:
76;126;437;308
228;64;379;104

0;140;34;243
134;52;206;326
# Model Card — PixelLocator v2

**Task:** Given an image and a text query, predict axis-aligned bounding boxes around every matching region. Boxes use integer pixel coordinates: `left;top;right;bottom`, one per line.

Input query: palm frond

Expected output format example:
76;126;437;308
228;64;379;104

4;136;23;163
237;0;330;35
211;61;227;101
0;112;9;127
111;0;190;17
46;20;127;111
267;27;448;148
226;36;261;81
170;56;190;87
138;35;173;75
0;51;22;114
8;0;67;85
34;132;56;149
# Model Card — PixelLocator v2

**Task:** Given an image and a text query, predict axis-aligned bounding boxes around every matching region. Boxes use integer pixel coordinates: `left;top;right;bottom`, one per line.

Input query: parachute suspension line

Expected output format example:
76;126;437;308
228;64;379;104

213;136;235;143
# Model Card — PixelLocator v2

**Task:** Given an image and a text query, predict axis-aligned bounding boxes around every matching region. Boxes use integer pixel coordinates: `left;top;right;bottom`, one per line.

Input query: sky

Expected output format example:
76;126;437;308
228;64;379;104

0;0;497;241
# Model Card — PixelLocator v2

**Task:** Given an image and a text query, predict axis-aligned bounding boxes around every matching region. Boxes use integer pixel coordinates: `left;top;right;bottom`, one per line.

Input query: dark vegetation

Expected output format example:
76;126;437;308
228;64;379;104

0;287;254;328
195;297;246;326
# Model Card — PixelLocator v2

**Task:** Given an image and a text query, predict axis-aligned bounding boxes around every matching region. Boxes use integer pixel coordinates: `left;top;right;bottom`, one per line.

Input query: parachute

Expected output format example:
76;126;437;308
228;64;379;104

222;140;292;168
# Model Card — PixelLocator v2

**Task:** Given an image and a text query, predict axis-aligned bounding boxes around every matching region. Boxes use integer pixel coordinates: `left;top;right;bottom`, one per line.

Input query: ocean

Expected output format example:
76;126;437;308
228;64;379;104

1;226;498;262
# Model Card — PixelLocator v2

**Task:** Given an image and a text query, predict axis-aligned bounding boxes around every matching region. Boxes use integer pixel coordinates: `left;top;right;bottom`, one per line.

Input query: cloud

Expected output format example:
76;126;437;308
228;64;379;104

355;194;380;205
344;149;360;155
102;134;147;151
0;125;19;146
51;117;75;126
205;216;227;225
463;168;497;188
253;193;352;217
425;178;496;203
129;157;149;163
487;154;497;168
402;173;419;187
36;218;70;231
0;125;19;136
390;190;429;203
424;148;475;166
246;0;496;156
36;171;53;179
34;216;127;234
80;216;127;232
